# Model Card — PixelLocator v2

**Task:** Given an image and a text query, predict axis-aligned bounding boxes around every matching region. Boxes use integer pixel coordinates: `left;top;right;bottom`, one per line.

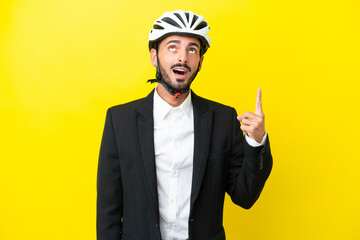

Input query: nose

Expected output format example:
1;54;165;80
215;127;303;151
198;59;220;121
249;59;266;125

177;49;188;64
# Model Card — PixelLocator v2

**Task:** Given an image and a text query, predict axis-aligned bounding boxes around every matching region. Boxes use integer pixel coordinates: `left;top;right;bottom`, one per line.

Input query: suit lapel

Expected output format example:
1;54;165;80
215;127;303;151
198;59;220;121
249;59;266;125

136;90;159;219
190;92;213;209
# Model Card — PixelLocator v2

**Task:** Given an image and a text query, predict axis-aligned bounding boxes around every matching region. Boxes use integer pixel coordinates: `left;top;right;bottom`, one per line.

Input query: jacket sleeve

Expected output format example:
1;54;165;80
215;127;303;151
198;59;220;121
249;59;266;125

97;108;123;239
226;108;273;209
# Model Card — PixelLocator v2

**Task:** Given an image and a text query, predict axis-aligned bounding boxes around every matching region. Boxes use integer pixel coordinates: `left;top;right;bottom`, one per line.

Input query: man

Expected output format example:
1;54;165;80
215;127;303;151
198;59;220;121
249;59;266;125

97;10;272;240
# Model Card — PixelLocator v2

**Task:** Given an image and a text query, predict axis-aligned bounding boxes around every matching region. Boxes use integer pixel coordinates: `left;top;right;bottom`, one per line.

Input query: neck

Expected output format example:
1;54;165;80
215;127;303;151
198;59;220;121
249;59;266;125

156;84;189;107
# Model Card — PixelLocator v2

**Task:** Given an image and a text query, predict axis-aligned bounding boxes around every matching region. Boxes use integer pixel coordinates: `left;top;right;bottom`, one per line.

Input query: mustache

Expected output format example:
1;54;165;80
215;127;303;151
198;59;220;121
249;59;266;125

171;63;191;72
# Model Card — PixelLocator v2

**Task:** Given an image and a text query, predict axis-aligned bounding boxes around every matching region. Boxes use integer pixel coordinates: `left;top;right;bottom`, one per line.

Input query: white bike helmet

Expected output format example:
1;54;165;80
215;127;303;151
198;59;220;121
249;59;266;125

148;10;211;55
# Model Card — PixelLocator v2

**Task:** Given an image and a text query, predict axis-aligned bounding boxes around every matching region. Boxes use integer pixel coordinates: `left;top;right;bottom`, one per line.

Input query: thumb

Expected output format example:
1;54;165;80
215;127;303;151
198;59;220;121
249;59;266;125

255;88;263;116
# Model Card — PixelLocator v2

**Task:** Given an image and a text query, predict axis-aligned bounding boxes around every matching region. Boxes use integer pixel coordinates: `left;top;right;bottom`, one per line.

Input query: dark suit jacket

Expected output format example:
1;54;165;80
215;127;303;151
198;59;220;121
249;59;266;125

97;90;272;240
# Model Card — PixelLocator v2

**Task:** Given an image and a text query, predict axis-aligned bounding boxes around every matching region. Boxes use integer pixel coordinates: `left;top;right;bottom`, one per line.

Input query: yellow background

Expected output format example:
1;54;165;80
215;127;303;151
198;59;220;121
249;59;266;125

1;0;359;239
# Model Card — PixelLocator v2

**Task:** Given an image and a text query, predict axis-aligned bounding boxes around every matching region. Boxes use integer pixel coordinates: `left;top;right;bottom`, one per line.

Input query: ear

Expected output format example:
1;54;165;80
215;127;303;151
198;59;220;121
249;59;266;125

198;55;204;71
150;49;157;67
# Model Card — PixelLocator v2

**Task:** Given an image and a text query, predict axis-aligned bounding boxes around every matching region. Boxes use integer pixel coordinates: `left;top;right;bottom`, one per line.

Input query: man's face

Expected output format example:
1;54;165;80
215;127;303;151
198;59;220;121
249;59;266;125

151;35;204;92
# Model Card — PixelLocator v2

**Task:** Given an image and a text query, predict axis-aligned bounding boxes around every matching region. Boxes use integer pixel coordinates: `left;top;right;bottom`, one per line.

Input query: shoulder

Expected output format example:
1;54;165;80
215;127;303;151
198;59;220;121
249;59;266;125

109;97;145;113
107;90;154;117
107;91;154;124
192;92;235;115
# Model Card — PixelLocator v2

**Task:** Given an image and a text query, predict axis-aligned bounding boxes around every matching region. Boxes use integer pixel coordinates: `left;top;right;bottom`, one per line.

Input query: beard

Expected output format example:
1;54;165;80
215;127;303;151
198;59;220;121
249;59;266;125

158;63;198;92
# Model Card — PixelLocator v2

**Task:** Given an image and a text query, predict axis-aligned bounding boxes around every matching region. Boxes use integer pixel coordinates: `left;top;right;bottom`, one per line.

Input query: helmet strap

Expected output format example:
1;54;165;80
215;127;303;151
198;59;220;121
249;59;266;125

147;55;199;99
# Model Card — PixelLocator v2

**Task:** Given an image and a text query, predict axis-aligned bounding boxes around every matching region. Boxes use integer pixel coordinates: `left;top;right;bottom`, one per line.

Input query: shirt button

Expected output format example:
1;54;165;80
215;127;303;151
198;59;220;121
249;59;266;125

171;199;175;204
168;225;173;230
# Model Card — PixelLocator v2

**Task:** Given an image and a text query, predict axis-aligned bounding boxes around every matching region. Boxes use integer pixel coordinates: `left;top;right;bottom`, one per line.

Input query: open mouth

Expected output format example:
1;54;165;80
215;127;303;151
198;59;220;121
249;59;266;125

172;68;188;75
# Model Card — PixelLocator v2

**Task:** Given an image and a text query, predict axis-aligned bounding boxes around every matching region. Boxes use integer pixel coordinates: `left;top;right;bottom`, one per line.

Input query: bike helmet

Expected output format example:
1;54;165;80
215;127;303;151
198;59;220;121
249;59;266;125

148;10;211;55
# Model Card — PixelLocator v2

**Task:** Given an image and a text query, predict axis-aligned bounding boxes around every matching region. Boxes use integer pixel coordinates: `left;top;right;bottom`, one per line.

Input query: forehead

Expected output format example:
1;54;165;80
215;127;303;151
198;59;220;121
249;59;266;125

159;35;201;48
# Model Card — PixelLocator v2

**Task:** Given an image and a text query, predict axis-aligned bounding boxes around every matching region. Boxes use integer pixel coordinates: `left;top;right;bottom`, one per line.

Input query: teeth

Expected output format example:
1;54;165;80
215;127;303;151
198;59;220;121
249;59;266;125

175;69;185;72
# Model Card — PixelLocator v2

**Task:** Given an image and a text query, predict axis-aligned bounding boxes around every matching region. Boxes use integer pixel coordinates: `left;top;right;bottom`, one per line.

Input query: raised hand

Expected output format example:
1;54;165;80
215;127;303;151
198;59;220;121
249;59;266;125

237;88;265;143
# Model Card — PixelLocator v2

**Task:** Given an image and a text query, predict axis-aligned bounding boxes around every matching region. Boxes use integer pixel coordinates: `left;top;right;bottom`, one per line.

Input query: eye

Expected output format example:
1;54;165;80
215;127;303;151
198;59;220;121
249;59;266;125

169;45;176;51
189;48;197;54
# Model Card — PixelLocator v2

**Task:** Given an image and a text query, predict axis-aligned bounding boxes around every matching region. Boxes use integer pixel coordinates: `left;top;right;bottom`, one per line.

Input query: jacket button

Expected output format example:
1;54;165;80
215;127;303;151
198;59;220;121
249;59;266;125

190;218;194;222
155;224;159;228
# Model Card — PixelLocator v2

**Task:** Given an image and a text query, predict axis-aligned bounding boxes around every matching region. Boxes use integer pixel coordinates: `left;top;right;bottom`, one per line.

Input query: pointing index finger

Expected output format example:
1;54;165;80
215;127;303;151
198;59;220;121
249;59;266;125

255;88;263;116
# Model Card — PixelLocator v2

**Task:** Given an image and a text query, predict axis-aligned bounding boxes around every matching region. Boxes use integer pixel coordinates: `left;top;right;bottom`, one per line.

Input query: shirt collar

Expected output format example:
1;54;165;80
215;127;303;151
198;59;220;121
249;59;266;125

153;87;192;120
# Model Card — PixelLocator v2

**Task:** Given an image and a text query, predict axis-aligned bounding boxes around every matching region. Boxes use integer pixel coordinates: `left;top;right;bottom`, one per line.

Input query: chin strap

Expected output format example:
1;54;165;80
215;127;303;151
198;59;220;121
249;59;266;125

147;56;190;99
147;79;189;99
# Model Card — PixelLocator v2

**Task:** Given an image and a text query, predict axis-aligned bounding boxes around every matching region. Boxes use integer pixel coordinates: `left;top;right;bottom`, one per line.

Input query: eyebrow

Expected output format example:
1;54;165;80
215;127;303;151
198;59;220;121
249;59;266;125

166;40;181;45
165;40;200;49
188;42;200;49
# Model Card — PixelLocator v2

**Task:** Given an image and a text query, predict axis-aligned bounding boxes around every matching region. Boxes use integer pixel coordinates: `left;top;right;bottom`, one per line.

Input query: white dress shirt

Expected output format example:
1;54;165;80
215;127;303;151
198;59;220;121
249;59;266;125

153;88;267;240
153;88;194;240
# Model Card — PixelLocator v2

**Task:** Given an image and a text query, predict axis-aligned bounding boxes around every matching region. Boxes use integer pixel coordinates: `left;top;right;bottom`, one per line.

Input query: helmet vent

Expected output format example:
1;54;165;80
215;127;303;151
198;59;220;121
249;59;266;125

174;13;186;27
153;24;164;30
194;21;208;30
185;12;190;22
161;17;182;28
190;15;199;28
